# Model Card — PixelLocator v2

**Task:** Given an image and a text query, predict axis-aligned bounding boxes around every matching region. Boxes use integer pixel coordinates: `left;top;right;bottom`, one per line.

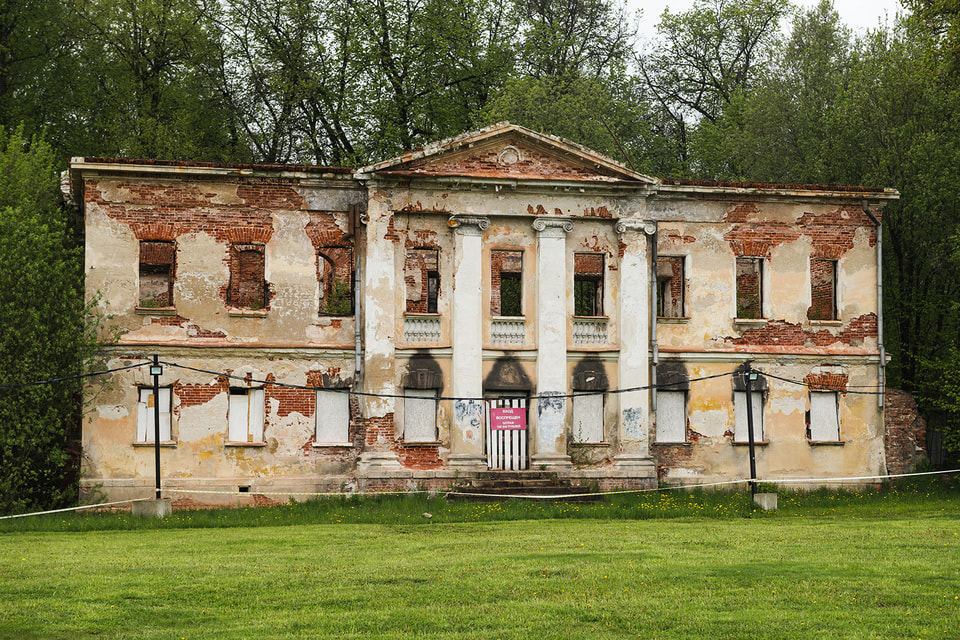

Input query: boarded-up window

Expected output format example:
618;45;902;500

316;390;350;443
656;391;686;443
736;257;764;319
574;254;604;316
405;249;440;313
318;247;353;315
228;387;265;443
657;256;685;318
229;244;267;309
734;390;764;442
136;387;171;442
404;388;437;442
572;393;604;442
808;391;841;441
139;241;175;308
809;259;838;321
491;250;523;316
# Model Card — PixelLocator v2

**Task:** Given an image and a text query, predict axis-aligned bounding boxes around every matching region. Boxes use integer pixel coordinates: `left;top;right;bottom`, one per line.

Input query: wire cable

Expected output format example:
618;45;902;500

0;361;149;391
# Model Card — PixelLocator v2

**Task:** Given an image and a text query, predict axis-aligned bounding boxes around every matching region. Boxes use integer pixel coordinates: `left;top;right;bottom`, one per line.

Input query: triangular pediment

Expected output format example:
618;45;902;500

358;123;658;185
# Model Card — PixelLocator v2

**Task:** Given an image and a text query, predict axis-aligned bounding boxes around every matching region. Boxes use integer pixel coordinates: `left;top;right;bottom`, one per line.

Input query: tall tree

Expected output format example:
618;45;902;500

0;128;104;514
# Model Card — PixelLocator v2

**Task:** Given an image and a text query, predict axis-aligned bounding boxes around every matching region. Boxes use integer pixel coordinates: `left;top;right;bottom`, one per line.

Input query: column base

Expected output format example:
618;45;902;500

357;451;402;472
612;454;656;476
530;452;574;471
448;453;487;471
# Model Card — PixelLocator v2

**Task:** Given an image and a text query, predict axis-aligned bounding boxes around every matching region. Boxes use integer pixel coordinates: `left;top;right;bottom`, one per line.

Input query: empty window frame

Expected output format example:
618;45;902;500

405;249;440;314
656;391;687;443
807;391;841;441
229;244;267;309
734;390;765;442
491;250;523;316
227;387;265;443
735;257;764;319
657;256;685;318
403;388;438;442
809;259;838;321
573;253;604;317
138;241;175;308
572;393;604;443
318;247;354;316
316;390;351;444
136;387;172;442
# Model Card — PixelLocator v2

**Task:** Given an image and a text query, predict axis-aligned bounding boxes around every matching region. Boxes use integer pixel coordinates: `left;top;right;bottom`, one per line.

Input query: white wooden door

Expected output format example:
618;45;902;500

484;395;528;470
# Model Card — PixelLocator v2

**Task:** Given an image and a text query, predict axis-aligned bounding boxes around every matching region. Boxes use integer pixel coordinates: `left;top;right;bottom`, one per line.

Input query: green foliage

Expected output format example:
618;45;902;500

0;128;103;514
321;279;353;316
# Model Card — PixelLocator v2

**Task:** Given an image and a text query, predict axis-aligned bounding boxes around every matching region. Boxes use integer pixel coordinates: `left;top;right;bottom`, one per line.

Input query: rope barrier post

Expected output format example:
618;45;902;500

744;365;759;497
150;355;163;500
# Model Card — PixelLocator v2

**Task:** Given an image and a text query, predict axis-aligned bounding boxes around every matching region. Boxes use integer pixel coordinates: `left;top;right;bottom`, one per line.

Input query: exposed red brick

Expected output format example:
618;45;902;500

884;390;928;474
174;377;228;408
804;372;848;391
725;314;878;347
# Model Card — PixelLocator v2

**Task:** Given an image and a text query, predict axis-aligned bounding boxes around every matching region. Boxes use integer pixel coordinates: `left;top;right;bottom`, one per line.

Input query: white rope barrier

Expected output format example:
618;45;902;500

0;498;150;520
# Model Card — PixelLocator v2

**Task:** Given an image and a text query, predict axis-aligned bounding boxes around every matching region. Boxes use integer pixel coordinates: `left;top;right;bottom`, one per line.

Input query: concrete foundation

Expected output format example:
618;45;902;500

132;498;173;518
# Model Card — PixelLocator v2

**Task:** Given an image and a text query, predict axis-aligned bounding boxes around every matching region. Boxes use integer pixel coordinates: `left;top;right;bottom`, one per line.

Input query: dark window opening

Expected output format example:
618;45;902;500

657;256;685;318
809;259;838;321
139;241;175;308
491;250;523;316
405;249;440;313
574;253;604;316
500;273;522;316
736;256;763;319
318;247;354;316
229;244;267;310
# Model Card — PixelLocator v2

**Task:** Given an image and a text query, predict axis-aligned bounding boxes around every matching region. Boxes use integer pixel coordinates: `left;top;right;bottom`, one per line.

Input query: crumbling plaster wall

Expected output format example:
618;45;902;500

83;350;359;500
84;176;362;348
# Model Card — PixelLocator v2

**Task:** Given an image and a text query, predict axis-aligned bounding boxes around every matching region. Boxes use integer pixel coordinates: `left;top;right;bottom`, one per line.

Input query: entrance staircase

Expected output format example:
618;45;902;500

446;471;603;502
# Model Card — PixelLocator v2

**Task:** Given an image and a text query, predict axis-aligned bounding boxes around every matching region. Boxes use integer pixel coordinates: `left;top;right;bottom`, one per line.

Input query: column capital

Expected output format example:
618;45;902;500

448;214;490;235
532;217;574;236
615;219;658;235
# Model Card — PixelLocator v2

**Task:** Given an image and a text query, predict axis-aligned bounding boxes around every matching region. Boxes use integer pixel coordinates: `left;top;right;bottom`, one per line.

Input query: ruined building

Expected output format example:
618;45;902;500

70;123;900;503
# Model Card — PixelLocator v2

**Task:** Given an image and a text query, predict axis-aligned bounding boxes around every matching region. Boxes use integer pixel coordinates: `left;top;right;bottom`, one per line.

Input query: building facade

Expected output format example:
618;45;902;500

71;123;898;503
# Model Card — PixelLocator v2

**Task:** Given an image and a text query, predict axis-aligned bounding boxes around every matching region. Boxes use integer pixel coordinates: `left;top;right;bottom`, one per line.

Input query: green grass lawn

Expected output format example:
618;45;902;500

1;487;958;639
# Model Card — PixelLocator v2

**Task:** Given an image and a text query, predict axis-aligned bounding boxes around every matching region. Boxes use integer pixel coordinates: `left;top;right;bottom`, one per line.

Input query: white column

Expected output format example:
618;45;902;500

614;219;657;475
531;218;574;470
357;191;401;471
448;214;490;470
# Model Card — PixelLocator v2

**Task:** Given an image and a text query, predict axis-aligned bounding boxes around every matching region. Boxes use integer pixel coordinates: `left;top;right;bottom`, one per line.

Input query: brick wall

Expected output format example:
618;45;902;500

884;390;928;474
404;249;439;313
490;250;522;315
809;259;837;320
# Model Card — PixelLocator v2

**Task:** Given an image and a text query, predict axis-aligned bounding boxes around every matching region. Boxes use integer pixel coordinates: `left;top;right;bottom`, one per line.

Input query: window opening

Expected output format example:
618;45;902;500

316;390;350;443
228;387;265;443
136;387;171;442
734;390;764;442
491;250;523;316
809;259;838;321
807;391;841;441
318;247;353;315
656;391;687;443
404;249;440;313
138;241;175;308
735;256;764;319
404;388;438;442
657;256;685;318
229;244;267;309
574;254;604;317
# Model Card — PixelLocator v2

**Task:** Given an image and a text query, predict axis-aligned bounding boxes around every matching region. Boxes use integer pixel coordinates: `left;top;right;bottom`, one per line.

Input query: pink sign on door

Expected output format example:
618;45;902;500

490;407;527;430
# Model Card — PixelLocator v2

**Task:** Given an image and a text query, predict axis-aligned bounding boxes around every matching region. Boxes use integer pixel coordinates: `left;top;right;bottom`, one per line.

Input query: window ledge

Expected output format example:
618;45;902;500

808;440;845;446
809;320;842;326
570;441;610;447
654;441;691;446
225;441;267;447
732;440;770;446
133;441;177;447
229;309;268;318
402;440;442;447
135;307;177;316
572;315;608;320
404;312;441;317
492;315;525;321
312;442;354;448
657;317;690;324
734;318;767;326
